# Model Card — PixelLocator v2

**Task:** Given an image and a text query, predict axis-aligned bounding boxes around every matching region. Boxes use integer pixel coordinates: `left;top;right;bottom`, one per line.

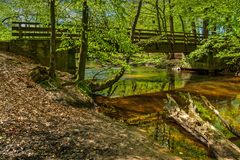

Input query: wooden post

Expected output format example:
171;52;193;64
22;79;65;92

19;23;23;39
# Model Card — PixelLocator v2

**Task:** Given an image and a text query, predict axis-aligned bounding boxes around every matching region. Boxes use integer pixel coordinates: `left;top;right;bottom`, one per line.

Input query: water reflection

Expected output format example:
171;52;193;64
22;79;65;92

92;66;196;97
92;66;240;159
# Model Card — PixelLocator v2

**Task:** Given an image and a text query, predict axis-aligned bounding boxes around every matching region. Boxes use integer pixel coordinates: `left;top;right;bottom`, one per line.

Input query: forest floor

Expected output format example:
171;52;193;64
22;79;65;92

0;51;181;160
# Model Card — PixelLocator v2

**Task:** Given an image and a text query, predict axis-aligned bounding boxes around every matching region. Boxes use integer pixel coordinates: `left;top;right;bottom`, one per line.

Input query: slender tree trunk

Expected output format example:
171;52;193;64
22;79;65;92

158;0;172;57
49;0;56;78
155;0;162;33
169;15;174;33
203;19;209;39
179;15;185;33
131;0;143;42
168;0;174;34
225;17;232;33
191;21;197;43
179;15;188;52
162;0;167;31
168;0;174;59
77;0;89;81
203;19;213;74
157;0;167;32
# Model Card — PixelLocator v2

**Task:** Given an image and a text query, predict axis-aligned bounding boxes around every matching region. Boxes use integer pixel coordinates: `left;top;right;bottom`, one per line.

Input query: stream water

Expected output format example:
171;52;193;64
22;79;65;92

87;66;240;159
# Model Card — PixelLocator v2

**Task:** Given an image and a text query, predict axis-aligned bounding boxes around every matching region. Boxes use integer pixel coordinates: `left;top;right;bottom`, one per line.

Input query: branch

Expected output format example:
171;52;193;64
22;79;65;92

89;67;125;92
92;67;112;81
201;96;240;138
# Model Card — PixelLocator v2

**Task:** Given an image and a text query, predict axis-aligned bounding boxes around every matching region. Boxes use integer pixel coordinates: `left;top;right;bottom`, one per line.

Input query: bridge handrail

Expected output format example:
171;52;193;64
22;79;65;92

11;22;204;44
12;21;81;39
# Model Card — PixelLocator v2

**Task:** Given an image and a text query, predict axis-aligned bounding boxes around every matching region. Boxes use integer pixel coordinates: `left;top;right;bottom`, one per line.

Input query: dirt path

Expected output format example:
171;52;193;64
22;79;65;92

0;51;180;160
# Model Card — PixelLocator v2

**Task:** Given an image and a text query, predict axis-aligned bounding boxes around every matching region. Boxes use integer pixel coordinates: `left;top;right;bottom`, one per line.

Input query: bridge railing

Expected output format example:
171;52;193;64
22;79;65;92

133;29;204;44
12;22;204;44
12;22;81;39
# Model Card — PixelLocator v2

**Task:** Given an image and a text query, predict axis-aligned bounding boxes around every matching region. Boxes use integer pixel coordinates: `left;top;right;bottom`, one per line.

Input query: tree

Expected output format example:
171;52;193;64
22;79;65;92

155;0;162;33
76;0;89;81
130;0;143;42
49;0;57;78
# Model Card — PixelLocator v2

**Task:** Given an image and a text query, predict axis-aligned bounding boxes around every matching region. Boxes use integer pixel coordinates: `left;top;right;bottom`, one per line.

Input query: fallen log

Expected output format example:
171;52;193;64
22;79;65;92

201;96;240;138
165;94;240;159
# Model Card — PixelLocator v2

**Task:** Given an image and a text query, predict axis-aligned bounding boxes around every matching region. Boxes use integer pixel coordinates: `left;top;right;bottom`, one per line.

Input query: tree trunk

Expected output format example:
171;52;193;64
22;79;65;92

203;19;209;39
225;17;232;33
89;0;143;92
155;0;162;33
168;0;174;34
179;15;188;52
191;21;197;43
165;95;240;159
179;15;185;33
77;0;89;81
131;0;143;42
49;0;56;78
167;0;174;59
160;9;173;58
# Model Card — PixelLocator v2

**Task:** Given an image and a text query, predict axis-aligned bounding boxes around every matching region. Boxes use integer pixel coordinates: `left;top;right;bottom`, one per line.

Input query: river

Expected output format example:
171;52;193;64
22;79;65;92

87;66;240;159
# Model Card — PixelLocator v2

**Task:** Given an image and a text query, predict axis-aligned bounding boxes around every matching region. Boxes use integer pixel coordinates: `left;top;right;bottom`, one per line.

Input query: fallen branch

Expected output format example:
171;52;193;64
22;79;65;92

201;96;240;138
92;67;112;81
165;94;240;159
89;67;125;92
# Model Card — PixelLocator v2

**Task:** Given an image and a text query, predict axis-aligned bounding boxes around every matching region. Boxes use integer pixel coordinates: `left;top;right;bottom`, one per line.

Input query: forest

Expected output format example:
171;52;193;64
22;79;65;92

0;0;240;159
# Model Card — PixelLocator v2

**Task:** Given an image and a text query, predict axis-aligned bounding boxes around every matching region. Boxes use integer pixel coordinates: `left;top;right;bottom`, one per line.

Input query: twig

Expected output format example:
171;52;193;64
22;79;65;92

92;67;112;81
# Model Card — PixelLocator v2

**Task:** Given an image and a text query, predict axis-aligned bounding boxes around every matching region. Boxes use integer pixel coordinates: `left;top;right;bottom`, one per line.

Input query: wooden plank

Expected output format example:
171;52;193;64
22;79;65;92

12;26;77;33
12;26;50;32
12;21;41;25
12;32;80;38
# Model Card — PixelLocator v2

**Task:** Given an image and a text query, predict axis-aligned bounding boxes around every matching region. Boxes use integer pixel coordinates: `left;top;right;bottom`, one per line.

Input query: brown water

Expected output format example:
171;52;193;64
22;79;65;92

91;67;240;159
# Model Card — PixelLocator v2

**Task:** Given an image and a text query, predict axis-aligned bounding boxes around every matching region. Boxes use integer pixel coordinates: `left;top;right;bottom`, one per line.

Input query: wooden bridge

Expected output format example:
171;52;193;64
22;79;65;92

12;22;204;53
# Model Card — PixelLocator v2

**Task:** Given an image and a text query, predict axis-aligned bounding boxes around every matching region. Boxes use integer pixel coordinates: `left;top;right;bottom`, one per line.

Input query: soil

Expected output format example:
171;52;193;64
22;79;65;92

0;51;180;160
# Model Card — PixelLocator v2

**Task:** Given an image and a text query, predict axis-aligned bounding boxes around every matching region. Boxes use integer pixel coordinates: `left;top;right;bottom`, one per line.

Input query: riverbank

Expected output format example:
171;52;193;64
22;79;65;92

0;51;180;159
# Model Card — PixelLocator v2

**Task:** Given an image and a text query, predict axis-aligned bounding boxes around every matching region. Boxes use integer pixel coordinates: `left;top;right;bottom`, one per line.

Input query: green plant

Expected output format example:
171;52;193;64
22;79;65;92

188;34;240;71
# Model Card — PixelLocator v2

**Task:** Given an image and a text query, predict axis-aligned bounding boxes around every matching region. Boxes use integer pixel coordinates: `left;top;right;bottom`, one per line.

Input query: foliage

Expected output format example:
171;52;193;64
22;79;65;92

88;28;139;68
131;53;167;66
0;24;11;40
188;34;240;71
193;98;214;122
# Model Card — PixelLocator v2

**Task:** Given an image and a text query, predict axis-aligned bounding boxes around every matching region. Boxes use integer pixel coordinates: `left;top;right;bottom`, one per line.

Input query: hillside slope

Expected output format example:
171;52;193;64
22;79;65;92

0;51;180;160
